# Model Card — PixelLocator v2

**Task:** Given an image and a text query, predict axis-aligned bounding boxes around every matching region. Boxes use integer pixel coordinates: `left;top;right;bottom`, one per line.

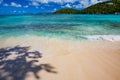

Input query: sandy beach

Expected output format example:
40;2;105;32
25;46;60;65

0;36;120;80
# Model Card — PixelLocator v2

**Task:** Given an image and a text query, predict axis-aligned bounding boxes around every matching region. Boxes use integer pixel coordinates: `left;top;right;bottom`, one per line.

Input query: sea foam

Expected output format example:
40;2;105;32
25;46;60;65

86;35;120;42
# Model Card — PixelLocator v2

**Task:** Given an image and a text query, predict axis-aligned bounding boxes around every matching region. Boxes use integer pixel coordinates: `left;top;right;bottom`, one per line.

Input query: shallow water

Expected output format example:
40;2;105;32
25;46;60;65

0;14;120;41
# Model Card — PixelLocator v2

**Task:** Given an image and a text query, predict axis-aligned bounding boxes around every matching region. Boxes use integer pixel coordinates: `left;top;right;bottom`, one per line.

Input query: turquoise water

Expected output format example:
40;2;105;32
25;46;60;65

0;14;120;41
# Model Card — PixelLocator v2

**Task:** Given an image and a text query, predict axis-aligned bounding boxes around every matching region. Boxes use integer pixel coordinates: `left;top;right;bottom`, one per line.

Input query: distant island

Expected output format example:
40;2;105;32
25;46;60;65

54;0;120;14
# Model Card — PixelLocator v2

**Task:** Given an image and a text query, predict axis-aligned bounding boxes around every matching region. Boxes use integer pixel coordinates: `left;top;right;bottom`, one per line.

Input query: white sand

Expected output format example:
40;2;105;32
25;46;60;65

0;36;120;80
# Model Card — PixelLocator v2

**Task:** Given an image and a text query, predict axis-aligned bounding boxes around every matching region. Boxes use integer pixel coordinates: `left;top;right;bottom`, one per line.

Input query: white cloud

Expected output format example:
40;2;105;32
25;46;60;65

27;0;105;9
28;0;78;4
28;0;104;4
0;0;3;4
41;7;44;9
73;0;105;8
1;0;105;10
53;8;57;11
52;8;57;12
73;4;84;8
90;0;102;4
31;2;40;6
80;0;90;7
35;6;39;8
3;3;9;6
65;4;71;8
24;5;29;8
13;10;16;13
3;2;22;8
64;0;76;3
11;2;22;7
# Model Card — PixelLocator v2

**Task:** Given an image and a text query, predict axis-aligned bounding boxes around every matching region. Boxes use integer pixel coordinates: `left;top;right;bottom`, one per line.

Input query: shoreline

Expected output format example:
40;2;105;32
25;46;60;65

0;35;120;48
0;36;120;80
1;34;120;43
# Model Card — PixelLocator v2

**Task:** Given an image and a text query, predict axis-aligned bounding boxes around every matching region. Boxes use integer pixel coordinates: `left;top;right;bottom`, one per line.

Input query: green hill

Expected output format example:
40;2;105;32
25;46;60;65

54;8;79;14
54;0;120;14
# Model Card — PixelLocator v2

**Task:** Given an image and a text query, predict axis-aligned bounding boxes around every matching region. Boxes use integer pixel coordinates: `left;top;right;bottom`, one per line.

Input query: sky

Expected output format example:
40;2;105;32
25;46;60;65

0;0;106;15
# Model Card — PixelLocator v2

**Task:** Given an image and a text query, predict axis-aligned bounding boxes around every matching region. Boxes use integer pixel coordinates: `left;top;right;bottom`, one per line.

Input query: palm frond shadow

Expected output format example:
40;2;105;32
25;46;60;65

0;45;57;80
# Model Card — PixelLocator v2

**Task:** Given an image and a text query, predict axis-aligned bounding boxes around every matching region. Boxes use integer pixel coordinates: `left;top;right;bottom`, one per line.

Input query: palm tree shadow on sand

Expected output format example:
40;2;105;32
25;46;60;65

0;46;57;80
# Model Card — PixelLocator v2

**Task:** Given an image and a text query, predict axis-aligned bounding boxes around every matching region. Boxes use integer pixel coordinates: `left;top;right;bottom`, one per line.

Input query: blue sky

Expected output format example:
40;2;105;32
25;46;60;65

0;0;106;15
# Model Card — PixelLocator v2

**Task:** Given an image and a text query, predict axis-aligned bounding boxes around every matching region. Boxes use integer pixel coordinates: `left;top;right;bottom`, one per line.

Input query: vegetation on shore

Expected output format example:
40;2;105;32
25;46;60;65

54;8;80;14
54;0;120;14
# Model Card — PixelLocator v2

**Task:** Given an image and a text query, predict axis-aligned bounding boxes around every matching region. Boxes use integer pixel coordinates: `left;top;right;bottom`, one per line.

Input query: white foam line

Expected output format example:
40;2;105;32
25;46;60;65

85;35;120;42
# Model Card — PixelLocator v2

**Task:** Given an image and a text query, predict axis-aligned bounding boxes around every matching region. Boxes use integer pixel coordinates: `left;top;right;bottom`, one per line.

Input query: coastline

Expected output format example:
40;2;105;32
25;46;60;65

0;0;120;79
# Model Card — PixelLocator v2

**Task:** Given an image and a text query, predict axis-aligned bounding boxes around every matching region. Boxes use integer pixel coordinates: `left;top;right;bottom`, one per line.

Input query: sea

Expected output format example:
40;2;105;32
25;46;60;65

0;14;120;41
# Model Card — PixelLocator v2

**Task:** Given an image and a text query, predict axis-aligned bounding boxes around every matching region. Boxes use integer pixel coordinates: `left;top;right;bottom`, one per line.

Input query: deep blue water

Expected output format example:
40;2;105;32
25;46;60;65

0;14;120;41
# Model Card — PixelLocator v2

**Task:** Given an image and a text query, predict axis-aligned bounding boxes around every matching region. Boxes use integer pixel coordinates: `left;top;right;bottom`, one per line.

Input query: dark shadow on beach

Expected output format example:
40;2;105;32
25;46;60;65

0;46;57;80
